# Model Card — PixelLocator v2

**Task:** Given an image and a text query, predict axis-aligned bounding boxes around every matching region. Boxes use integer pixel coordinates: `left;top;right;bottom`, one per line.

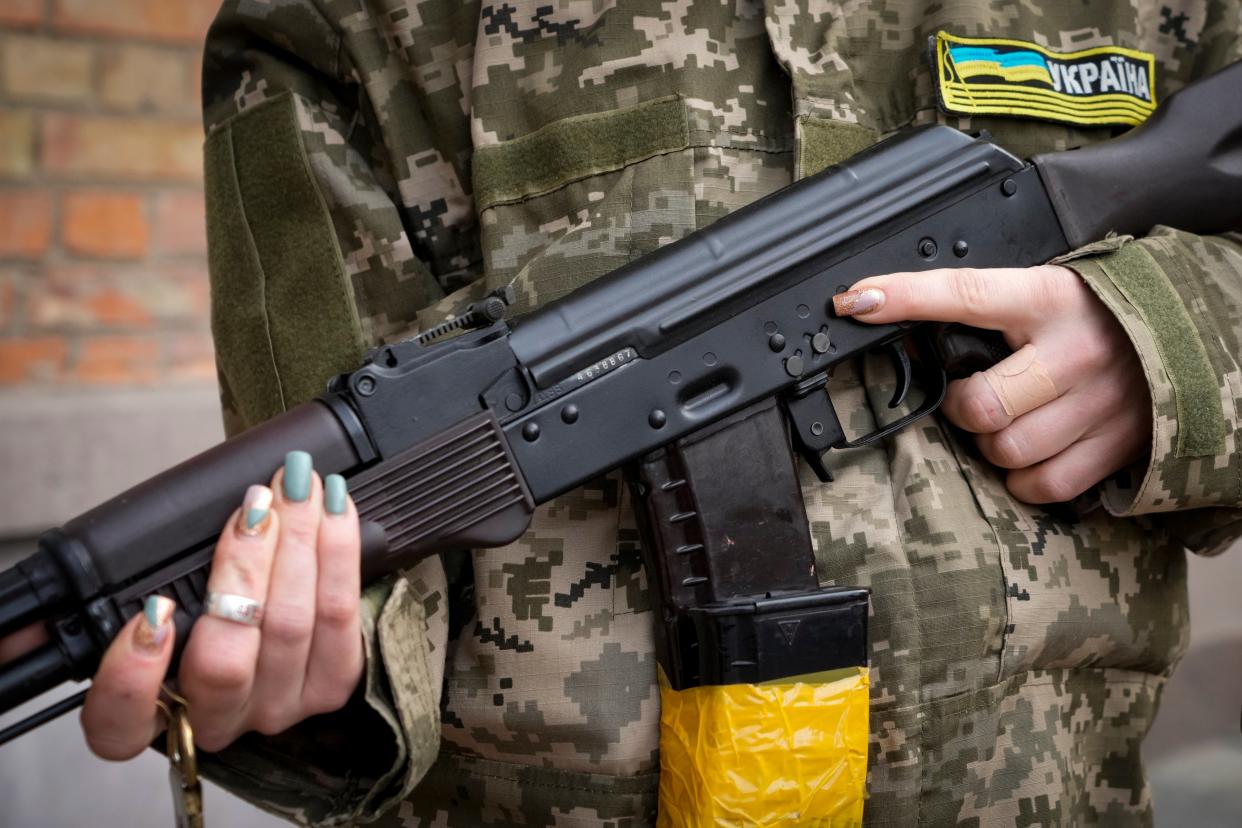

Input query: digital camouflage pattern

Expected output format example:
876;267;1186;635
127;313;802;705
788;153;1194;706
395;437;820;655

199;0;1242;825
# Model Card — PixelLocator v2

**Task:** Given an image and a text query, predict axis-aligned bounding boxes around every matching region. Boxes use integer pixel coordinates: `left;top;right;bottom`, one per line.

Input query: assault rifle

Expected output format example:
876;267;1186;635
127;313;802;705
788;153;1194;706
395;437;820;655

1;60;1239;742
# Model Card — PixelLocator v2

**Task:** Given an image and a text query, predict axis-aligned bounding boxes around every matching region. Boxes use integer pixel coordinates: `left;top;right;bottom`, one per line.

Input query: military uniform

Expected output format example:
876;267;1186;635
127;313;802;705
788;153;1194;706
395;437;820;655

198;1;1242;825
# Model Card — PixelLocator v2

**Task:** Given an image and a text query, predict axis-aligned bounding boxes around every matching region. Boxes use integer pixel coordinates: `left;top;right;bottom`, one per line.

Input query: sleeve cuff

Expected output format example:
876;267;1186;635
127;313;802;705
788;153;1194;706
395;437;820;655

1059;230;1239;516
359;556;449;818
195;555;449;826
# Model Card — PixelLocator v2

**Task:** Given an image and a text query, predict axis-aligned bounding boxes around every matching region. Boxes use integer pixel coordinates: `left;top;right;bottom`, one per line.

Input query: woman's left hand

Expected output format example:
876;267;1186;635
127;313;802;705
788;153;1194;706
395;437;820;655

833;265;1151;503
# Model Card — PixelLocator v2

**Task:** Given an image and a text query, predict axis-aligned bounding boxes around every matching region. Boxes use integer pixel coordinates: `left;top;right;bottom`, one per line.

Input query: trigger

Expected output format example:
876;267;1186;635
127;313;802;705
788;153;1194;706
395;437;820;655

884;341;913;408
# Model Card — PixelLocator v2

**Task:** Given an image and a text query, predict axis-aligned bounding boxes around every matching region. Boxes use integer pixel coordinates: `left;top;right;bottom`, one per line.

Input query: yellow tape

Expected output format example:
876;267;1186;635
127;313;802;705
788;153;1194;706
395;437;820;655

932;31;1157;128
656;666;870;827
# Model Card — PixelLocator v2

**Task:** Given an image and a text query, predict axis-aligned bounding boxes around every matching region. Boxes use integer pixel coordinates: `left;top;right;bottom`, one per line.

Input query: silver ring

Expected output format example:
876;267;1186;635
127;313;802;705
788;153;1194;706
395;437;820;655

204;592;264;627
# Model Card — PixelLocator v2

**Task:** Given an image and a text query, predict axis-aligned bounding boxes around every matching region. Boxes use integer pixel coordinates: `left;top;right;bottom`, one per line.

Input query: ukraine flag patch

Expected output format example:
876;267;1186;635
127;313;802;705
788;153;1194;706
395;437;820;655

931;32;1157;128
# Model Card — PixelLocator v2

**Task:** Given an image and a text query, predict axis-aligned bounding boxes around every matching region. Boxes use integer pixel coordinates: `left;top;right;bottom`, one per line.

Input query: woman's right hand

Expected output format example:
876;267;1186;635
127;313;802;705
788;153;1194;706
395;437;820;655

66;451;365;758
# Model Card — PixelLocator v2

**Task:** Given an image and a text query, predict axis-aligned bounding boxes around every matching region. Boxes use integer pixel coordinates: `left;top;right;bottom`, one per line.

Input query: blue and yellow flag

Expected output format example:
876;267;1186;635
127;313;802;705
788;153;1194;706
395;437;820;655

932;32;1157;128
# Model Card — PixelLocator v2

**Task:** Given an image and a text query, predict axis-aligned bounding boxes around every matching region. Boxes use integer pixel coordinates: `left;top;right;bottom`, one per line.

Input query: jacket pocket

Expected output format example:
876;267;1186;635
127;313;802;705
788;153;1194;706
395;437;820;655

470;95;699;316
945;429;1188;679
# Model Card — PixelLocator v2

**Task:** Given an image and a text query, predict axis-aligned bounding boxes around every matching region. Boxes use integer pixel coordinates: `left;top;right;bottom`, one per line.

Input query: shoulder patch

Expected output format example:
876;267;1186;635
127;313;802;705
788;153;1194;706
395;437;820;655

930;32;1157;128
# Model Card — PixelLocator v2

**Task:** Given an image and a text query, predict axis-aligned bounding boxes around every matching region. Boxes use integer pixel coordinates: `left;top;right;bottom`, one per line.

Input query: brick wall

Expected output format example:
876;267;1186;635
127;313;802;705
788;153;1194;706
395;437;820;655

0;1;221;387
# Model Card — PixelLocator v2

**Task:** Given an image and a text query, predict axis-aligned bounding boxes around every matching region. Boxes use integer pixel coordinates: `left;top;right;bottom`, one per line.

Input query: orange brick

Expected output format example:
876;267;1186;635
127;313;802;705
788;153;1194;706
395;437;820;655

99;44;197;115
73;335;159;384
28;280;148;329
167;331;217;382
89;291;155;326
153;190;207;254
0;338;67;384
26;264;209;330
2;35;94;103
42;113;203;182
0;191;53;258
0;0;42;27
62;191;150;258
0;111;36;178
54;0;219;44
0;270;20;330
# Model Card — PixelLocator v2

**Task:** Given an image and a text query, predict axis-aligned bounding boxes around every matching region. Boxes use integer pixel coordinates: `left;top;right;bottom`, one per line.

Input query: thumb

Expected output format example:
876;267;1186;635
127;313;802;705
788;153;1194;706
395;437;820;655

81;596;176;760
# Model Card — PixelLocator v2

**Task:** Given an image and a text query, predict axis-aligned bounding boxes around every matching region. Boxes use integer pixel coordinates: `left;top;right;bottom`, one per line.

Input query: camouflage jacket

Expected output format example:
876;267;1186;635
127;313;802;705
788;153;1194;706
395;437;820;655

199;1;1242;825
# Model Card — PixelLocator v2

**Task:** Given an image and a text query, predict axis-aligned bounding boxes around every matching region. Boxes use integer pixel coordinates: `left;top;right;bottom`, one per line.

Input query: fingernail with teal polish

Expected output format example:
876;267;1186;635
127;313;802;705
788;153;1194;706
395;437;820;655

324;474;348;516
134;595;174;653
283;450;312;502
238;484;273;537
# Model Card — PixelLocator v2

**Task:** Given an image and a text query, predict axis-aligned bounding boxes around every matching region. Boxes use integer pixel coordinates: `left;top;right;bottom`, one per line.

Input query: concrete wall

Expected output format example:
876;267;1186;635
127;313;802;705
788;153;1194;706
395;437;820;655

0;387;282;827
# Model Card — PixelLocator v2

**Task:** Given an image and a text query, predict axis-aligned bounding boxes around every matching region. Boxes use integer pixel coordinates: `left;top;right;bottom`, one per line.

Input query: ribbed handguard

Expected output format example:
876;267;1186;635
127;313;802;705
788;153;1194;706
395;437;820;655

354;412;534;580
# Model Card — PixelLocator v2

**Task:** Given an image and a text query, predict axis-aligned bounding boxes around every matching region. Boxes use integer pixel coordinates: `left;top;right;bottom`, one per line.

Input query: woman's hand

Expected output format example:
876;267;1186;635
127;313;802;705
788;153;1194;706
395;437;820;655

834;265;1151;503
78;451;364;759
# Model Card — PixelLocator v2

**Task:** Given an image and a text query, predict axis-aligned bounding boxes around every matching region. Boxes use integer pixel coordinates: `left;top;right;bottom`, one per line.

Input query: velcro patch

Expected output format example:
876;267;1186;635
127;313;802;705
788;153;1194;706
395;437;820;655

930;32;1157;128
